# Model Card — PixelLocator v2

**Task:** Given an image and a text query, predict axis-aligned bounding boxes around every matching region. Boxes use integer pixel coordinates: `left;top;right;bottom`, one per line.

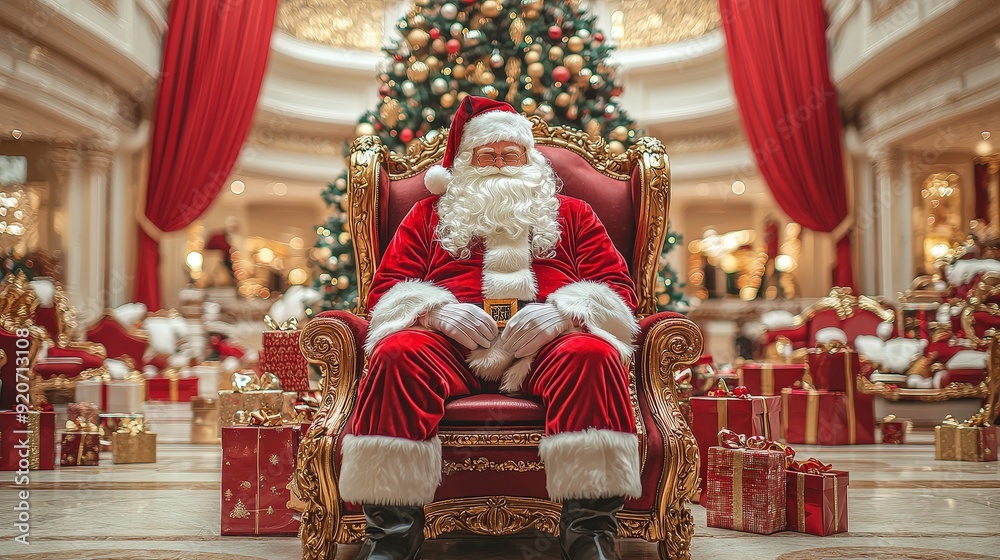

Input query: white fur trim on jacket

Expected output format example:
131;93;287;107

365;280;458;355
482;235;537;300
546;281;638;361
340;434;442;506
539;428;642;501
458;111;535;156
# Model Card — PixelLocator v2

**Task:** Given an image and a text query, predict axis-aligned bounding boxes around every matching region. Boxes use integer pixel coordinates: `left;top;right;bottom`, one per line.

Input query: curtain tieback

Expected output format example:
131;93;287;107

831;215;853;241
136;207;165;242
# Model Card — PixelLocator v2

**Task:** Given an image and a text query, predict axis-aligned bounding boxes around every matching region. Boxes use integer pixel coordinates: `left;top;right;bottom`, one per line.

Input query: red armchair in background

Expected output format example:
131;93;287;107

85;311;150;369
762;287;896;356
24;277;107;402
295;120;704;560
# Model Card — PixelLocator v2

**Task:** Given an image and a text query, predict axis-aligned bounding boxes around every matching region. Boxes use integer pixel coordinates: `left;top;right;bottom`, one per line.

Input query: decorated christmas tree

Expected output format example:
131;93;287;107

655;223;688;311
310;0;684;313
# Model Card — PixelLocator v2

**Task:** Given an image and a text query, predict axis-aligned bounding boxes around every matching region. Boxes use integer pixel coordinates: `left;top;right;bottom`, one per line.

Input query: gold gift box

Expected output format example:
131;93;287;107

934;424;998;462
218;390;296;429
111;431;157;464
192;397;220;444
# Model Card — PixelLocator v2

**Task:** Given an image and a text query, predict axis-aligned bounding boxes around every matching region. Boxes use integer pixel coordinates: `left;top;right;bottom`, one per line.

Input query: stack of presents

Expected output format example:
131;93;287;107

0;273;323;536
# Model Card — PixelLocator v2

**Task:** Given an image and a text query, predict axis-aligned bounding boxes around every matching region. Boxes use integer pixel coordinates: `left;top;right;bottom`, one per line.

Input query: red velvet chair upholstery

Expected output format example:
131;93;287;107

85;311;150;369
762;287;896;350
295;120;704;560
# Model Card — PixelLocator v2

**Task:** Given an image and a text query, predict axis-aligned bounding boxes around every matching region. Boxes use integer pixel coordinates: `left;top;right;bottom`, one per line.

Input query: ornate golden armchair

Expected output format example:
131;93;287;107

295;119;704;560
0;273;49;408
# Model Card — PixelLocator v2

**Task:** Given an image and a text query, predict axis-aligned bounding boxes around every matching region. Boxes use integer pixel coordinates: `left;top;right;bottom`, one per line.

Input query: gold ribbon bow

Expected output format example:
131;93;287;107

816;341;848;353
116;419;148;435
941;414;961;427
247;406;283;426
264;315;299;331
945;408;992;428
231;371;282;393
881;414;897;424
66;419;99;433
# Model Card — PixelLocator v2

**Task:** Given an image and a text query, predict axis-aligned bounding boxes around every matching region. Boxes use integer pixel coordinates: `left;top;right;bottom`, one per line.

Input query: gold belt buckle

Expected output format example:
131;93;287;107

483;298;519;328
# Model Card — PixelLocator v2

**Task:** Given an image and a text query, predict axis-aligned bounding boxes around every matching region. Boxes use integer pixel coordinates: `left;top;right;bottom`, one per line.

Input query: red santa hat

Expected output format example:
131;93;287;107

424;96;535;195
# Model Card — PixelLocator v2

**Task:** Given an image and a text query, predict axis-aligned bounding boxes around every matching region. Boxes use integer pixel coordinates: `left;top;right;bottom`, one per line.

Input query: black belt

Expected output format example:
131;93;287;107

473;299;533;327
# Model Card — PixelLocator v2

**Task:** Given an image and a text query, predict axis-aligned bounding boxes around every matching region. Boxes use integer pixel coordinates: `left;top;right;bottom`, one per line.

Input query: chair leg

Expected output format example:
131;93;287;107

655;509;694;560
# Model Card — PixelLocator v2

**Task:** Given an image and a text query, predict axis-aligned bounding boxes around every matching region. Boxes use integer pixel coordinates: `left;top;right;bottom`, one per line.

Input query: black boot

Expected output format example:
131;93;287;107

558;496;624;560
353;504;424;560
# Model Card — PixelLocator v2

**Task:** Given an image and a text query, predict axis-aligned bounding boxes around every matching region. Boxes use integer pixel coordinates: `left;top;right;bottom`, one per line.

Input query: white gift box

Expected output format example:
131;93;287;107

191;363;222;398
142;402;191;443
107;381;143;414
76;378;104;410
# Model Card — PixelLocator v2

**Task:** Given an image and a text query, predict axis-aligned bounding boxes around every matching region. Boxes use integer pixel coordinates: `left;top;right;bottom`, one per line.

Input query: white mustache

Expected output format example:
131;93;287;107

469;165;524;177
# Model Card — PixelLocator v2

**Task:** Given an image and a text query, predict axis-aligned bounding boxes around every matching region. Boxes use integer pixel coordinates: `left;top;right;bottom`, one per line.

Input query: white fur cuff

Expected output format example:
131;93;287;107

365;280;458;355
547;281;638;361
340;434;442;506
539;429;642;501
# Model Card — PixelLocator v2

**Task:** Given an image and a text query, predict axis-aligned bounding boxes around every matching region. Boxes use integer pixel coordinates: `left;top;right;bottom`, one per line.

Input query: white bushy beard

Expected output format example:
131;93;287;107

436;148;561;260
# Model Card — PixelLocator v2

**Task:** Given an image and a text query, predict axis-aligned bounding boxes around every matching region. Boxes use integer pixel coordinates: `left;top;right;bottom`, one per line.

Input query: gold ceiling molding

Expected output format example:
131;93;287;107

612;0;722;50
276;0;383;52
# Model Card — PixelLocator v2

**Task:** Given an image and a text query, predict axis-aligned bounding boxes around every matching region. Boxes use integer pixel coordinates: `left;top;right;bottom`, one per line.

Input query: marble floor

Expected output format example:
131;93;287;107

0;431;998;560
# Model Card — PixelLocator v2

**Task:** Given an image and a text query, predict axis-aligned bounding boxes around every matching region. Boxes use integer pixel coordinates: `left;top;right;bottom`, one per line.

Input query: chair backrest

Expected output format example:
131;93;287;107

346;117;670;317
792;288;896;345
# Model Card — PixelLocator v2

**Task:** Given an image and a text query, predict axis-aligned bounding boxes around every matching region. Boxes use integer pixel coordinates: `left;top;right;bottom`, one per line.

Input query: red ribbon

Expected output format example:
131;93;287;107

717;428;832;472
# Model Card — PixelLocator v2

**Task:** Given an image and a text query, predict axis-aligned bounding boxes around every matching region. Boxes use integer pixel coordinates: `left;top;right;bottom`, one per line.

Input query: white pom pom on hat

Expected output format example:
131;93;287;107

424;95;534;195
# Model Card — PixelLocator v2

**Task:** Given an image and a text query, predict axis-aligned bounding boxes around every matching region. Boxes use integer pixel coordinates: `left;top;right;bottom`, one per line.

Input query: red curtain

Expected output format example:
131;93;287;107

974;161;990;225
135;0;278;309
719;0;855;290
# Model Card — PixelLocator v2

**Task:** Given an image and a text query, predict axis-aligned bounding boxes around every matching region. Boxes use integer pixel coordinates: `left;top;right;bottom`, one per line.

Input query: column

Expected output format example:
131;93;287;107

81;149;113;323
854;152;878;294
49;147;85;311
107;151;130;307
871;148;908;299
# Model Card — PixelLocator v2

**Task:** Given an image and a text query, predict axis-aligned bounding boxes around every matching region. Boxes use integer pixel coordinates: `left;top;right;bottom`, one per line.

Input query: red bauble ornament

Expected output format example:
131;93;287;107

400;128;414;142
429;28;441;40
548;25;562;40
378;84;390;96
732;385;750;398
446;39;461;54
593;32;604;43
552;66;571;83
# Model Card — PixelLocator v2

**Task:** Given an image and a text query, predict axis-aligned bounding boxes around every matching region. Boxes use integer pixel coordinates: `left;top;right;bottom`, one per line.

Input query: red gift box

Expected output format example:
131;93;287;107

0;411;56;470
705;446;787;534
782;388;875;445
68;402;99;425
806;347;861;392
147;376;199;402
691;396;781;492
879;416;909;444
260;330;309;392
786;470;849;535
221;425;301;535
60;430;101;466
736;363;807;396
940;369;986;386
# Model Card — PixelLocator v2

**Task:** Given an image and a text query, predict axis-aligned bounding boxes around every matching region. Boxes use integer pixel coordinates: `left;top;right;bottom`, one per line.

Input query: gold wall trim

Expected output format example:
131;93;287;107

276;0;383;52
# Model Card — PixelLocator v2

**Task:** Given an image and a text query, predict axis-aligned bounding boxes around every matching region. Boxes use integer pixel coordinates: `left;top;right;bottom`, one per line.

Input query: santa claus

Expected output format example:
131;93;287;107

341;97;641;560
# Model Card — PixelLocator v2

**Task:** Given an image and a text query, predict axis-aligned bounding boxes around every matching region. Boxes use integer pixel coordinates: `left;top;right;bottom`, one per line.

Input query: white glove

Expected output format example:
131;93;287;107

419;303;499;350
498;303;575;359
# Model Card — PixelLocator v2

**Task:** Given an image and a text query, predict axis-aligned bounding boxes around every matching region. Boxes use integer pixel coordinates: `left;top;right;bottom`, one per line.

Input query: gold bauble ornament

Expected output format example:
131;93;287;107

355;122;376;136
521;97;537;113
536;103;554;121
527;62;545;78
457;91;469;102
610;126;629;142
431;38;447;54
554;92;571;107
548;46;563;62
407;29;430;49
531;43;543;53
523;8;540;20
407;61;429;82
525;51;541;64
482;85;498;99
425;56;442;71
563;54;584;73
608;141;626;155
452;64;466;80
380;98;401;127
566;104;579;120
440;93;456;108
567;36;584;53
585;119;601;137
479;71;495;85
481;0;502;17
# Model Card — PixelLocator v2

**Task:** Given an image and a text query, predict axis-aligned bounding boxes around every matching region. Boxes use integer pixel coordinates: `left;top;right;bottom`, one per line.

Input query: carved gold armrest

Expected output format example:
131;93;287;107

639;315;702;553
297;315;363;560
61;340;108;359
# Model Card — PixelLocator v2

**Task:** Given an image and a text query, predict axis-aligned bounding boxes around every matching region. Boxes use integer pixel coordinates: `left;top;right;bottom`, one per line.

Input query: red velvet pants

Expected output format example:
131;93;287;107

352;329;636;440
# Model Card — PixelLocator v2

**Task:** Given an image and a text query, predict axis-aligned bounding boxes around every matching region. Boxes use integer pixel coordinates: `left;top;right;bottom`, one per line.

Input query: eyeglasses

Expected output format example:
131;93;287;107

472;148;527;167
